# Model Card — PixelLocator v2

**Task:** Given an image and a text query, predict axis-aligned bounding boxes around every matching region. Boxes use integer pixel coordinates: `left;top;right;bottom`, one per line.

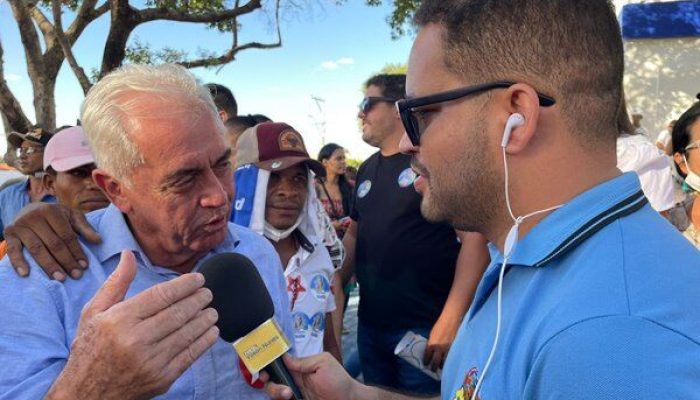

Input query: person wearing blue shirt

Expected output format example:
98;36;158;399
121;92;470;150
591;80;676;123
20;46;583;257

262;1;700;400
0;64;293;399
0;127;55;236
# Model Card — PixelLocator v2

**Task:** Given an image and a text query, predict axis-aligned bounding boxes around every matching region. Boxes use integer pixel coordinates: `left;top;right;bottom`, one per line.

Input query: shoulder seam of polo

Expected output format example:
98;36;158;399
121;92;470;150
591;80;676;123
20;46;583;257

618;218;632;316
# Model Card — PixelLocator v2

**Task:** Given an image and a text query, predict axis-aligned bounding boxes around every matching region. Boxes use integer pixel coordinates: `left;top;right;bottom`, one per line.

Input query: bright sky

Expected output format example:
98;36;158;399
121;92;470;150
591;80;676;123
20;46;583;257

0;1;415;160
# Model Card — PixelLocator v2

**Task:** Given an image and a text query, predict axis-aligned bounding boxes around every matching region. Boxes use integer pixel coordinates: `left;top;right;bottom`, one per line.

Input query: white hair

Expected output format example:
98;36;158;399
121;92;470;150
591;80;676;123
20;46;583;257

80;64;223;185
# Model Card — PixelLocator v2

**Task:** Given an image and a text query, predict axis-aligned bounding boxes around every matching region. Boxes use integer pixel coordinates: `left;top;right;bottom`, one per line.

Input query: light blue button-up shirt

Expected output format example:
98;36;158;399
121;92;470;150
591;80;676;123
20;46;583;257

0;204;293;399
0;179;56;235
442;173;700;400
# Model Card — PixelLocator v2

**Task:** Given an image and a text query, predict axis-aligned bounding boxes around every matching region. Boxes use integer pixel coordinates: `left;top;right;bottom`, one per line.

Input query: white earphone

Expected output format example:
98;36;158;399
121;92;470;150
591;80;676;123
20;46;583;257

500;113;525;148
471;112;563;400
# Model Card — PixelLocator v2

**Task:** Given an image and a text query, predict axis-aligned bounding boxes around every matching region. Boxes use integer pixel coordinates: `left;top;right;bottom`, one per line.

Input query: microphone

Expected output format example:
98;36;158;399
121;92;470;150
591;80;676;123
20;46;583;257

200;253;303;399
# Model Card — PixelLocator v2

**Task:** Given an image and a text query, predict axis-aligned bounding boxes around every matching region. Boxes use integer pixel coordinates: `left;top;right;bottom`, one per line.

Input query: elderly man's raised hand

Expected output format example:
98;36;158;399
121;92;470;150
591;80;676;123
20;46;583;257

4;202;100;281
45;250;220;400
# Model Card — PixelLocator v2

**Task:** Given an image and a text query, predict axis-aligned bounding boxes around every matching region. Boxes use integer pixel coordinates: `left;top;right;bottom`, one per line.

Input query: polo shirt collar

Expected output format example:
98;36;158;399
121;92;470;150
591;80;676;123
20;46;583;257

488;172;648;268
96;204;241;272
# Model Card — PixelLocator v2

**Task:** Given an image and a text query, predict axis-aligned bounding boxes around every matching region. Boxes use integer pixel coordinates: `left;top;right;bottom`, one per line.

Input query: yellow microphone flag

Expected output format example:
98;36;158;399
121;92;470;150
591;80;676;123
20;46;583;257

233;318;291;374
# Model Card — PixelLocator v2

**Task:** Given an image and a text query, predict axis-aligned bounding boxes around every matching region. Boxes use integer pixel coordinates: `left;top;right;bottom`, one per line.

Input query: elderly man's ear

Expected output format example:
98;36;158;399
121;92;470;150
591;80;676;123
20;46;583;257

92;170;131;213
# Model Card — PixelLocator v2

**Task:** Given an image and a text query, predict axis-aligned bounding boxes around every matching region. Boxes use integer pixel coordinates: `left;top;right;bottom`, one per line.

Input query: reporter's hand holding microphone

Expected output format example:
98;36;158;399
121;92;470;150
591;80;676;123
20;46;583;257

201;253;423;400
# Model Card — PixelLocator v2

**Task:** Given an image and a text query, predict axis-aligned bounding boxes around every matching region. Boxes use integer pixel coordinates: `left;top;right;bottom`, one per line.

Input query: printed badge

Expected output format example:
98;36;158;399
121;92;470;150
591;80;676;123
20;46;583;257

357;180;372;198
451;367;481;400
310;312;325;336
293;312;311;340
309;274;330;301
278;129;307;152
398;168;417;188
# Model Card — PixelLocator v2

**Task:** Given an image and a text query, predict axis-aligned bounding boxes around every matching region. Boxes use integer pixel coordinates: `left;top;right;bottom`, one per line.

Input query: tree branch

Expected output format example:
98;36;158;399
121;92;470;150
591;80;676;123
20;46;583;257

99;0;140;76
66;0;105;42
28;4;57;50
7;1;44;72
139;0;262;24
52;0;92;94
0;39;31;134
67;2;111;42
177;0;281;69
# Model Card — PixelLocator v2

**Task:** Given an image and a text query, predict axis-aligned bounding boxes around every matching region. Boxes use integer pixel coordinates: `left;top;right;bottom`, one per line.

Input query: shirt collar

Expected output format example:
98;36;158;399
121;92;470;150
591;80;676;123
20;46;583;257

489;172;648;268
96;204;241;270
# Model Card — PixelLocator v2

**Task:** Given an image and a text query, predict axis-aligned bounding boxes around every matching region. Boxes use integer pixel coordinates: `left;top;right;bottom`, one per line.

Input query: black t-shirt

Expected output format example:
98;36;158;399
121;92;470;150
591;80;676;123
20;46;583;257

351;151;460;330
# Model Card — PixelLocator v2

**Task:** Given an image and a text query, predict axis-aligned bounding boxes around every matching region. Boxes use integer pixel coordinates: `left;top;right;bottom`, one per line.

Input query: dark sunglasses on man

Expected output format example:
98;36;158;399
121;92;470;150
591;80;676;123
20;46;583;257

395;81;556;146
359;96;397;114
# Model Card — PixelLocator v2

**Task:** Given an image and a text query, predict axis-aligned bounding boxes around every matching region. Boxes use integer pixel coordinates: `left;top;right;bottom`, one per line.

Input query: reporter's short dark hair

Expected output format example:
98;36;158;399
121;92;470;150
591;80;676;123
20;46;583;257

414;0;624;146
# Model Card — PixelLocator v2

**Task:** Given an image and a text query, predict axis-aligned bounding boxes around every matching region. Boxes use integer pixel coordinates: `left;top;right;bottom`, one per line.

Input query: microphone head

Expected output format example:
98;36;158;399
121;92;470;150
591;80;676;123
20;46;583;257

200;253;275;342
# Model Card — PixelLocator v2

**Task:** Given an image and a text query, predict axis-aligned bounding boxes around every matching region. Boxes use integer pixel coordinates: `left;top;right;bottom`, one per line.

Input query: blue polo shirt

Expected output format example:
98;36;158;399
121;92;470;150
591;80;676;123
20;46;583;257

443;172;700;400
0;204;293;399
0;179;55;234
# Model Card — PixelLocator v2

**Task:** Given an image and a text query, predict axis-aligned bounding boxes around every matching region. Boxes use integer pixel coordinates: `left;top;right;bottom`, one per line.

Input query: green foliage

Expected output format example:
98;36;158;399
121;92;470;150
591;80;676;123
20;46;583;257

380;62;407;74
124;37;188;65
145;0;238;33
145;0;227;11
124;38;156;65
345;157;364;169
337;0;421;39
38;0;80;12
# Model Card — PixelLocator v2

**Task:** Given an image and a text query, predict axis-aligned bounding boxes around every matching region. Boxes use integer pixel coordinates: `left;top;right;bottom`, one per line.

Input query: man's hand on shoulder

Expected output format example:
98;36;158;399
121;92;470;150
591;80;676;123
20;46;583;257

45;251;220;400
4;202;101;281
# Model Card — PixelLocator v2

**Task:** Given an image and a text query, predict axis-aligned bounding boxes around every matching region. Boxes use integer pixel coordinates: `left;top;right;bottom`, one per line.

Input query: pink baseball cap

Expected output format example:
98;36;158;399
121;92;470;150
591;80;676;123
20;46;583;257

43;126;95;172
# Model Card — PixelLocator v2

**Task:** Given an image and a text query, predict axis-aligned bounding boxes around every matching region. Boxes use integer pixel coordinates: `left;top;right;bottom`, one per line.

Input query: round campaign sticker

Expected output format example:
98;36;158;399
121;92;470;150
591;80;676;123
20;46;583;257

357;180;372;198
309;274;330;301
271;161;283;169
293;312;311;340
310;312;326;336
398;168;417;188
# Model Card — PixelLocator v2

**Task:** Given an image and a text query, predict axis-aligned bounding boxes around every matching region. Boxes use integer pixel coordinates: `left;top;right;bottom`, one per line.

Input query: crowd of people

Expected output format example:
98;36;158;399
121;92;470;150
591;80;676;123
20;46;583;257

0;0;699;399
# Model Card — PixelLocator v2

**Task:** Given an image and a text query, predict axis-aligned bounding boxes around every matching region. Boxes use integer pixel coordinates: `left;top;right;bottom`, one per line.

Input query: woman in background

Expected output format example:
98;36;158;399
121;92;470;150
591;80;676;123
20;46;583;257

316;143;354;238
671;101;700;249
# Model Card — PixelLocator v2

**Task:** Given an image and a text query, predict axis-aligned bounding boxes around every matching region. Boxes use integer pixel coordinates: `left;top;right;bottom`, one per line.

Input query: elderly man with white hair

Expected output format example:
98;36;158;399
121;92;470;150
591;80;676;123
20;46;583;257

0;64;293;399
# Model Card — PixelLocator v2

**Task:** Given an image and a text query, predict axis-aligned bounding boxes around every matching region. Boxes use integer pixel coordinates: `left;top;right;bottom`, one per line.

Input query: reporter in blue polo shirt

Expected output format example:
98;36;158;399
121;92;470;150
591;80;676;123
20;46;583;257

262;1;700;400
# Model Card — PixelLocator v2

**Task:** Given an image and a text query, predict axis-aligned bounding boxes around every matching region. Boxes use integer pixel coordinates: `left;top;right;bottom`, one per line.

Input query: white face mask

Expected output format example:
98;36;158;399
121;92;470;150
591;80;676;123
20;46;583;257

263;217;303;242
683;155;700;192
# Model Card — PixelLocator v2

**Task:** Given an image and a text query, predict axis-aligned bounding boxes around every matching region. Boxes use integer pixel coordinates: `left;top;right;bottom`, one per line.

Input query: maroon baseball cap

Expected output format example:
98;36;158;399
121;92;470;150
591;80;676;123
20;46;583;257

236;122;325;177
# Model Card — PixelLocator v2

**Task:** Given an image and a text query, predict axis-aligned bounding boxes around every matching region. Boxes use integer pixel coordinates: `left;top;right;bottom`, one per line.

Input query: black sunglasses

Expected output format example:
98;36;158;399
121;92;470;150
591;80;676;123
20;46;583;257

359;96;397;114
395;81;556;146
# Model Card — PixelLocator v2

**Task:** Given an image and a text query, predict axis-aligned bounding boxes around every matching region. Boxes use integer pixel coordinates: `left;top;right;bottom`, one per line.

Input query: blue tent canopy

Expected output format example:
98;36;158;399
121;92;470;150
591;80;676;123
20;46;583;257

621;1;700;39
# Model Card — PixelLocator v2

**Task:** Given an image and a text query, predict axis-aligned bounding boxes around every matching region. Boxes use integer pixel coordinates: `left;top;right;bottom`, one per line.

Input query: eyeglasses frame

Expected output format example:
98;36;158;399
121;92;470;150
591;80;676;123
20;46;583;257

395;81;556;146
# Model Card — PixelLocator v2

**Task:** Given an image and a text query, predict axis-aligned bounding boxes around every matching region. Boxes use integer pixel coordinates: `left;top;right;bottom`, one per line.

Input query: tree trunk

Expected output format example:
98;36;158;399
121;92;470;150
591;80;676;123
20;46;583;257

101;1;140;77
31;75;57;131
1;111;19;165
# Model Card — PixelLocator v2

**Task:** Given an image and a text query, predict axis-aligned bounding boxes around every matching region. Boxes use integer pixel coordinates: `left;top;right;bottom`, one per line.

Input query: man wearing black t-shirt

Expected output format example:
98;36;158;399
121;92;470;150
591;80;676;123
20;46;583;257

336;74;490;395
